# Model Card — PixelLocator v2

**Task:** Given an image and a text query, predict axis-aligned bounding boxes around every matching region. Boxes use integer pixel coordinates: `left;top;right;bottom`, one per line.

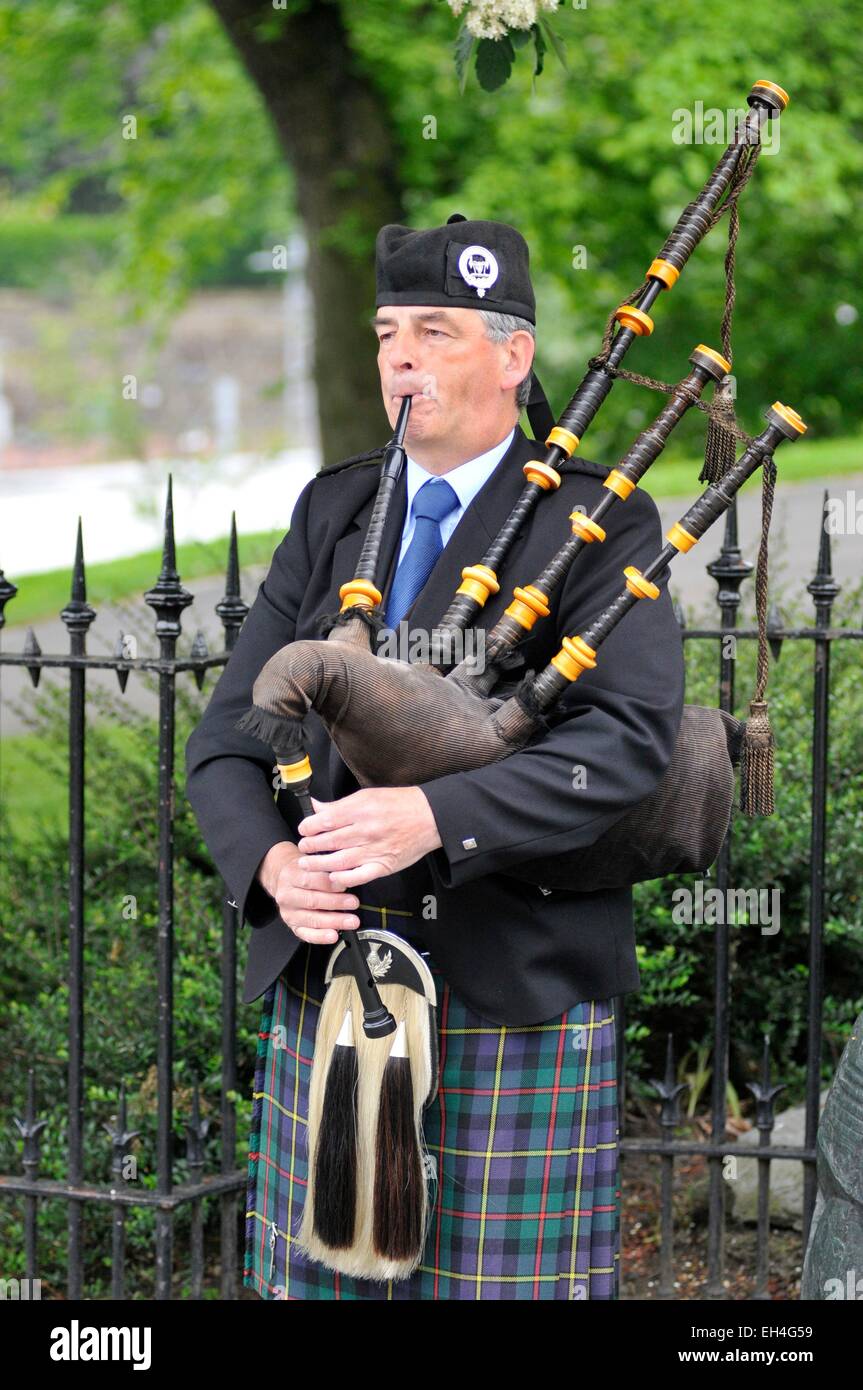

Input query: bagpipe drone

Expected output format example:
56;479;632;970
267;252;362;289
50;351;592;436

236;79;803;1281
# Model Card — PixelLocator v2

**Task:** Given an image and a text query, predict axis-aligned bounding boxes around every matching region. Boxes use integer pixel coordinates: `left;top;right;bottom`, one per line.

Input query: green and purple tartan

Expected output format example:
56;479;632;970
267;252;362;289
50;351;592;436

244;903;621;1300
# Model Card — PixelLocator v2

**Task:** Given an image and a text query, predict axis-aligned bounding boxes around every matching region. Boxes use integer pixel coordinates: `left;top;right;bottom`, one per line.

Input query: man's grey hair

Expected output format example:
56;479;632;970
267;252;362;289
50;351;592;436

478;309;535;410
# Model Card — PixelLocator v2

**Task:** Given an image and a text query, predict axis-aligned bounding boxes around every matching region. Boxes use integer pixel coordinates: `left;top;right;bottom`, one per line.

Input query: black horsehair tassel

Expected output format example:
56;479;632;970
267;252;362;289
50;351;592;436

372;1020;424;1260
312;1008;359;1248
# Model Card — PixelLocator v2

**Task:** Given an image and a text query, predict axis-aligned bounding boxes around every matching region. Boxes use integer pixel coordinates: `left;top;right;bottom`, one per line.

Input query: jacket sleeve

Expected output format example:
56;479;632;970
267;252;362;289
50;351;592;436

417;486;685;888
183;476;316;928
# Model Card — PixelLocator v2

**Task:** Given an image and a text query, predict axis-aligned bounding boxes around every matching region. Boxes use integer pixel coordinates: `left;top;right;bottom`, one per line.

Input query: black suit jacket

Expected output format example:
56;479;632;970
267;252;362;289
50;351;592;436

184;425;684;1023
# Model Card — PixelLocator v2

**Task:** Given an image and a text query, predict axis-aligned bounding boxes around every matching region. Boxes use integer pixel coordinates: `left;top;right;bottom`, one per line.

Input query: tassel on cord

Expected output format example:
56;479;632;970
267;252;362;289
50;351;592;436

372;1019;425;1262
739;457;778;816
700;376;739;485
312;1008;359;1248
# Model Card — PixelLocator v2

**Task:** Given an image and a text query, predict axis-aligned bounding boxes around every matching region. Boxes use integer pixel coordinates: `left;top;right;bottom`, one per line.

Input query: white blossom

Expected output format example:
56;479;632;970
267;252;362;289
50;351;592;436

448;0;560;40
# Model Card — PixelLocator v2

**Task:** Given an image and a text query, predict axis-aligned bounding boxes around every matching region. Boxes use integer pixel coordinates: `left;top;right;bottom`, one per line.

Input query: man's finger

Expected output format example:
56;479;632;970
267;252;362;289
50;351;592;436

289;910;361;943
325;861;390;890
296;825;365;854
296;848;359;871
295;887;360;912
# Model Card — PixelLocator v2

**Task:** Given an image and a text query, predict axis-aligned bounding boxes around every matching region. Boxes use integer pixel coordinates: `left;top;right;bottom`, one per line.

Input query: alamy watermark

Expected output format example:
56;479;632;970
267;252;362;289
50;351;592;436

671;881;781;936
671;102;780;155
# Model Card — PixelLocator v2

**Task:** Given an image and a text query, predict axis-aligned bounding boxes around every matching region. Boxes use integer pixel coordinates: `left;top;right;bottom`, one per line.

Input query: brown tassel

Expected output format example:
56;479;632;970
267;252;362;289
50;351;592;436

312;1009;359;1249
372;1020;425;1262
739;699;775;817
739;458;779;818
699;377;738;485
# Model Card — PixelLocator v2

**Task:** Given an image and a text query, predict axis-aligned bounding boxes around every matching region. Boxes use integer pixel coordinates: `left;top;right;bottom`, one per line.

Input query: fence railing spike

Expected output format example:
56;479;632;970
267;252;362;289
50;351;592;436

745;1032;786;1129
650;1032;690;1128
143;477;193;640
23;626;42;687
59;519;96;638
767;601;784;663
13;1068;48;1172
0;568;18;630
113;633;131;692
190;630;210;690
216;514;248;653
806;490;841;620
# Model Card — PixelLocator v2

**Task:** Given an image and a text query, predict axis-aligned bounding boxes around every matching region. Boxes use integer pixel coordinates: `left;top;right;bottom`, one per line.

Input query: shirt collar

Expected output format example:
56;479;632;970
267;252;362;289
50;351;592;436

403;426;517;519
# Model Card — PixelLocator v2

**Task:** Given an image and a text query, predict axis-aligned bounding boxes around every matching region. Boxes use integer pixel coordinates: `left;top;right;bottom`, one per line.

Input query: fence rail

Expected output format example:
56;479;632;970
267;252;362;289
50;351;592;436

0;478;858;1299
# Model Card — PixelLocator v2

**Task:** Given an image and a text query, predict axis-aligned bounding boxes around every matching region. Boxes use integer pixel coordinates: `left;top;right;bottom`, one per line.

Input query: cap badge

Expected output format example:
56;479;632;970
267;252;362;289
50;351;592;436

457;244;499;299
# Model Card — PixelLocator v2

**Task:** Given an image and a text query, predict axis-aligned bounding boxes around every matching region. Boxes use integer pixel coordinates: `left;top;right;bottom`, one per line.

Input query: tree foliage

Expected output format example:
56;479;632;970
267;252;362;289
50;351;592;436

0;0;858;455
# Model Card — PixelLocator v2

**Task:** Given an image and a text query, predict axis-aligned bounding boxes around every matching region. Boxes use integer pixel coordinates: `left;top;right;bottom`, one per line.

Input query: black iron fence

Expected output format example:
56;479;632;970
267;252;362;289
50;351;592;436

0;479;858;1299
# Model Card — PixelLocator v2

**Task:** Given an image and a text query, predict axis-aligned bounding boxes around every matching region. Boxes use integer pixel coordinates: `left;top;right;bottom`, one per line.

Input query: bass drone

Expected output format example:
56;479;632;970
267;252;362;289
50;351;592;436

235;80;801;1282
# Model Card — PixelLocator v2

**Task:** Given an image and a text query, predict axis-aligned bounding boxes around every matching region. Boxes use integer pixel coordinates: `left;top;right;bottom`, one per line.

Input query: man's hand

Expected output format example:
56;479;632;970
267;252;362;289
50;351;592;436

256;840;361;946
295;787;443;890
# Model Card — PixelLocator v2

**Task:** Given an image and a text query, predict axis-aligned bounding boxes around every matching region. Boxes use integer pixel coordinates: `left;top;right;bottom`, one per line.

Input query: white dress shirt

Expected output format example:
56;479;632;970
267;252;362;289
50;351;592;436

395;427;516;567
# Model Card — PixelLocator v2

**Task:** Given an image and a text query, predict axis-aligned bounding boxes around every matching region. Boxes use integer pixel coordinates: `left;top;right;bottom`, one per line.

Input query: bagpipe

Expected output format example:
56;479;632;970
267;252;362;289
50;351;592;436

235;80;803;1282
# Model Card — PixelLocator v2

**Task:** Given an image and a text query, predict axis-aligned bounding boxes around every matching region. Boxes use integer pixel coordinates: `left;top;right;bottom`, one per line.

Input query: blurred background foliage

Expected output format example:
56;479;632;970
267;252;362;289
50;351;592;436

0;0;858;461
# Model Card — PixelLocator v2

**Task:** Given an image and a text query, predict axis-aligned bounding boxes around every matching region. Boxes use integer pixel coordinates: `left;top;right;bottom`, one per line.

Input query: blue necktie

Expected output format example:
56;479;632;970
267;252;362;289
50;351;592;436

385;477;460;629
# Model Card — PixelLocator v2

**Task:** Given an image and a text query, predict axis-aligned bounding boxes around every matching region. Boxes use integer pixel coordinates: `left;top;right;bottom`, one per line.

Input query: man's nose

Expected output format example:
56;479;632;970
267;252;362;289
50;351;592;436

383;327;421;372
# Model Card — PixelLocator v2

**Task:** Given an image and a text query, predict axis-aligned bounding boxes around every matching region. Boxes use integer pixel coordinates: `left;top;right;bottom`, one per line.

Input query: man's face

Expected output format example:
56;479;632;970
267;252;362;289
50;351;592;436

371;304;532;451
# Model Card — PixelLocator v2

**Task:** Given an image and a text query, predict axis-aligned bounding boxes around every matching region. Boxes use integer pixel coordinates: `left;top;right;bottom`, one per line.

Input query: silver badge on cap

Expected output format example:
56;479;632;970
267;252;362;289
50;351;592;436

457;244;499;298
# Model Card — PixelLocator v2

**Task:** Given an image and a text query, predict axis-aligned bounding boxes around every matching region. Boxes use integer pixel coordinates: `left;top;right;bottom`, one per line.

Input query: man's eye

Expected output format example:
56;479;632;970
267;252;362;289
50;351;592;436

377;332;393;343
424;328;445;337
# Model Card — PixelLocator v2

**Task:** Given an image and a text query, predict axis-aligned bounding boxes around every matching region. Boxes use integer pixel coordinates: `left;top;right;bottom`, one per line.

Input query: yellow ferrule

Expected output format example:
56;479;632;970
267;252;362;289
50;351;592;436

570;511;606;544
550;634;597;683
753;79;789;108
505;585;551;631
647;257;680;289
666;522;698;553
523;460;562;490
693;343;732;375
456;564;500;604
546;426;580;457
339;578;382;609
770;401;807;434
277;754;312;784
614;306;654;337
624;566;660;601
603;469;637;501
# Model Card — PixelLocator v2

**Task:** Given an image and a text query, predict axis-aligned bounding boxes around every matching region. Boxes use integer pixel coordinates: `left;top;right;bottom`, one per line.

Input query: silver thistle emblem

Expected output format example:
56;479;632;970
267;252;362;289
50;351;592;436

366;944;393;979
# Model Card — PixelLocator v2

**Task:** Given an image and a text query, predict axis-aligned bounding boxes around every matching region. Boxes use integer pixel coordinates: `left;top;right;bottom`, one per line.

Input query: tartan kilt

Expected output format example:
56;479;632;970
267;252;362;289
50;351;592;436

243;904;621;1301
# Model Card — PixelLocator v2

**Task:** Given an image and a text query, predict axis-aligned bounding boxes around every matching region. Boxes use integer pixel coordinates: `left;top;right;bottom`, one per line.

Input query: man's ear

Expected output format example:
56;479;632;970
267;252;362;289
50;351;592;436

502;329;535;394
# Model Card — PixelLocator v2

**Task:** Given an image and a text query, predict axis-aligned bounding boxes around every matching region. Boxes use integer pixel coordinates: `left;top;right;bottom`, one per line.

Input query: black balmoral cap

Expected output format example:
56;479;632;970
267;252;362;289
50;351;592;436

375;212;536;324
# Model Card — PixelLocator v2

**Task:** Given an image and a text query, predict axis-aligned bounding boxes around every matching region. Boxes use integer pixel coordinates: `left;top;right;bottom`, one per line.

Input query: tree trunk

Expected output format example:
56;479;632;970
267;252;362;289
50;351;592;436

209;0;404;465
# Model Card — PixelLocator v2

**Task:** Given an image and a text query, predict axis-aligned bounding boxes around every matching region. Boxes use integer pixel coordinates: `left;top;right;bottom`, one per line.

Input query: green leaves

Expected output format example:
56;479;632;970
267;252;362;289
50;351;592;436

453;21;475;94
475;35;516;91
451;8;568;91
538;14;568;74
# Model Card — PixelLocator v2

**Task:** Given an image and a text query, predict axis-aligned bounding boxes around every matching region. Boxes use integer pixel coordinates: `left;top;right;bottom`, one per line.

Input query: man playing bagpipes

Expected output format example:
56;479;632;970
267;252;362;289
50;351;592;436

185;210;689;1300
185;80;802;1298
